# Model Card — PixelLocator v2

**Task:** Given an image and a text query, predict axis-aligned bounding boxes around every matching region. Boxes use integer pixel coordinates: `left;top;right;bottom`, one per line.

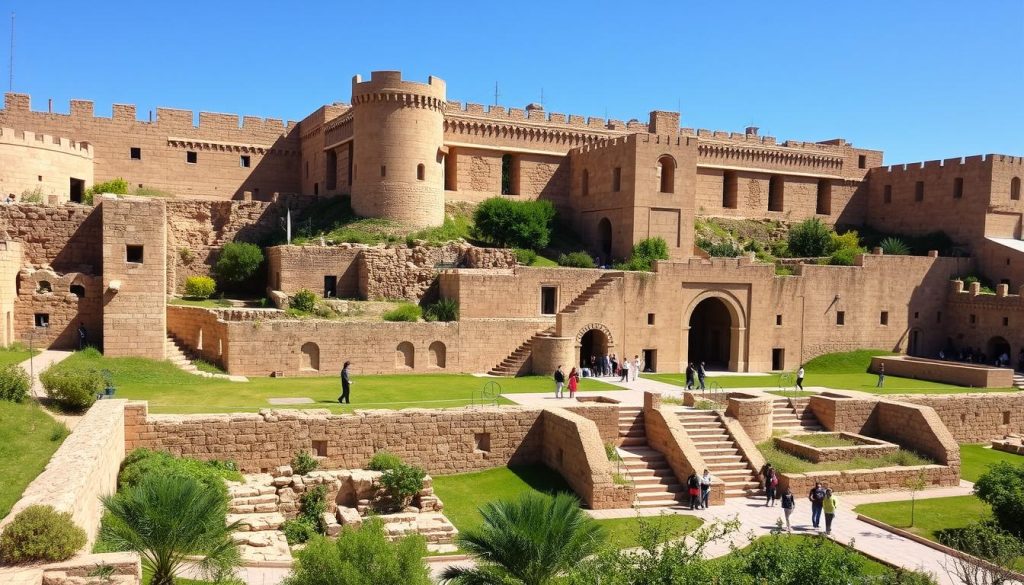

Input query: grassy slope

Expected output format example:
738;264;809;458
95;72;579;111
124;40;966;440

51;350;618;414
432;465;701;549
0;401;67;519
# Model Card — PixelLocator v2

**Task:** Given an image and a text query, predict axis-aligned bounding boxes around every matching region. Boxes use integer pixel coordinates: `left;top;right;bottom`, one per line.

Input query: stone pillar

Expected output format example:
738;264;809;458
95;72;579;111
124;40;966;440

532;335;575;377
725;393;774;442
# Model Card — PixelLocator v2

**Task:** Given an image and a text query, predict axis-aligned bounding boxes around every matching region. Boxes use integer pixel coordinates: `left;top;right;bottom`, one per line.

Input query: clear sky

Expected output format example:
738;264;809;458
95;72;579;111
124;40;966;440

2;0;1022;164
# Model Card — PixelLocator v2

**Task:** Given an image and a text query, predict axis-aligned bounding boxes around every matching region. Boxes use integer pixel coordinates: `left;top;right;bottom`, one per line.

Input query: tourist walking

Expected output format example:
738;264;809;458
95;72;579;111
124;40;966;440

685;362;696;390
697;362;707;390
687;472;701;510
77;323;88;350
610;354;618;377
876;363;885;388
620;357;630;382
700;468;713;509
553;365;565;398
823;488;838;534
603;354;612;377
567;367;579;399
764;464;778;506
808;482;826;529
781;487;796;532
796;365;805;391
338;361;352;404
632;355;641;381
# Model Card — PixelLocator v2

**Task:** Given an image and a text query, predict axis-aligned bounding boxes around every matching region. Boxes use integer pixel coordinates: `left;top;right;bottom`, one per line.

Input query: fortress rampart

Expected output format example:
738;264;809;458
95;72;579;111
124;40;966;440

0;127;93;203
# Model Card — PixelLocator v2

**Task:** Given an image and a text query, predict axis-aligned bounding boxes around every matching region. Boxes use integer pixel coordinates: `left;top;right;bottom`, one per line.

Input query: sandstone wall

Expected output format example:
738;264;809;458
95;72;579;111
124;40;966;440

0;400;126;548
897;393;1024;442
0;127;93;203
725;393;774;442
943;282;1024;366
871;355;1014;388
541;408;634;509
166;305;230;368
442;266;604;320
0;240;22;346
267;245;361;298
0;203;101;272
778;464;958;495
875;400;960;467
360;243;514;301
15;267;102;350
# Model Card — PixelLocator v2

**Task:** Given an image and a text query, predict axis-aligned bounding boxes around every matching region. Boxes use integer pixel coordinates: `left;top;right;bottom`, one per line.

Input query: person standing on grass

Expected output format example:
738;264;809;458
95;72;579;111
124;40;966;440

567;367;579;399
620;356;630;382
553;365;565;398
876;363;885;388
822;488;838;535
796;365;806;391
338;361;352;404
700;469;713;509
698;361;707;391
685;362;696;390
808;481;826;530
781;487;796;532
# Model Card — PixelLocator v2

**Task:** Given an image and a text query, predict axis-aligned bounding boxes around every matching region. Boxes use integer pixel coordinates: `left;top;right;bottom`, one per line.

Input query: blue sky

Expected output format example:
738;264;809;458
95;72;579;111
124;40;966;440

2;0;1022;164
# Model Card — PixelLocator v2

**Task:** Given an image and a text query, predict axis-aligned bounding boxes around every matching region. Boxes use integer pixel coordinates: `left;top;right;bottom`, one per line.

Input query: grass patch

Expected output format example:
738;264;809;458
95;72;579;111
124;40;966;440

49;350;618;414
529;255;559;267
0;401;68;519
290;197;473;246
432;465;701;550
790;434;861;448
855;495;990;542
168;297;234;308
193;360;227;375
0;345;35;368
758;440;932;474
960;444;1024;482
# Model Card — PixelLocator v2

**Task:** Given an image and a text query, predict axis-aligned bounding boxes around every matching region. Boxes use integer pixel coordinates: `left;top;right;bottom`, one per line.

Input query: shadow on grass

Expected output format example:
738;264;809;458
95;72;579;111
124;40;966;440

508;464;574;496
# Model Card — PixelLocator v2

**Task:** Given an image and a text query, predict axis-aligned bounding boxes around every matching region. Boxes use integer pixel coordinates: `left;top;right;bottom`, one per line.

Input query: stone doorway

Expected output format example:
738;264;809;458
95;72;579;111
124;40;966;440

988;336;1011;365
688;297;732;370
579;328;609;370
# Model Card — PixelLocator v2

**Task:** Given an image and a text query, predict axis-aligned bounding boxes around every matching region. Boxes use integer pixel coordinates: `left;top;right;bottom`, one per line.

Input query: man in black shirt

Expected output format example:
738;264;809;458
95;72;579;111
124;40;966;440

338;361;352;404
808;482;826;529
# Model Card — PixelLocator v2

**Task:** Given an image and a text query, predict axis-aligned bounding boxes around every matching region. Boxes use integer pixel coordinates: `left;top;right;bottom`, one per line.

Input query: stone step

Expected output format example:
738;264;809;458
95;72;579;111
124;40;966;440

619;437;647;447
633;483;685;494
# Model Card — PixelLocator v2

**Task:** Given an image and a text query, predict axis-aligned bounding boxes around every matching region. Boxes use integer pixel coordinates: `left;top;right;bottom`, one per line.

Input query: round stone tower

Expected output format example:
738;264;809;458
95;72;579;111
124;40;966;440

350;71;447;228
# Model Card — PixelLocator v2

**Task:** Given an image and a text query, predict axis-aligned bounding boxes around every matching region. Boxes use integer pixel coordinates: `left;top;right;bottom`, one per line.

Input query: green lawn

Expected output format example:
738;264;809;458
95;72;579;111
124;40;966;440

51;350;618;414
0;400;68;519
758;440;932;474
643;349;1018;395
854;495;990;543
960;443;1024;482
0;346;35;368
168;297;235;308
432;465;701;550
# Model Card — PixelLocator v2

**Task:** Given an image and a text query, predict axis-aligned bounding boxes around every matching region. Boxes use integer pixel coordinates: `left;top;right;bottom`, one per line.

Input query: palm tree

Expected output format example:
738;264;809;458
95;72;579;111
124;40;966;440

100;474;240;585
441;491;604;585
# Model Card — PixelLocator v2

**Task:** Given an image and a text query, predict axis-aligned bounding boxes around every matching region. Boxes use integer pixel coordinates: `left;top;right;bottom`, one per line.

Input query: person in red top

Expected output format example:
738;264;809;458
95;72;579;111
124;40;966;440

567;367;579;398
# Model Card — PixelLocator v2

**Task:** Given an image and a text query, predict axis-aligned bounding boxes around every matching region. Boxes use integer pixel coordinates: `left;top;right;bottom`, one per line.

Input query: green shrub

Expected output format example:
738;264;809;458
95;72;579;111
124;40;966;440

513;248;537;265
0;363;30;402
472;197;556;250
828;247;861;266
380;464;426;509
83;178;129;205
40;367;102;410
702;241;743;257
300;485;329;533
557;251;596;268
936;520;1023;577
282;517;318;545
956;274;997;294
291;450;319;475
770;239;791;258
382;303;421;322
0;505;86;563
879;237;911;255
184;275;216;299
788;218;832;257
775;265;794;276
618;237;670;270
828;230;862;254
50;423;70;442
213;242;264;289
423;299;459;322
736;529;896;585
973;462;1024;538
283;519;431;585
118;448;241;506
367;451;403;472
20;187;44;203
289;289;318;314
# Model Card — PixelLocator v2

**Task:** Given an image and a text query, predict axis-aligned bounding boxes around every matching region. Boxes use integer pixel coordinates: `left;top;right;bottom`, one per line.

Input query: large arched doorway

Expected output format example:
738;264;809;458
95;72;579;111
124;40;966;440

688;297;732;370
597;218;612;262
987;336;1011;365
579;329;609;369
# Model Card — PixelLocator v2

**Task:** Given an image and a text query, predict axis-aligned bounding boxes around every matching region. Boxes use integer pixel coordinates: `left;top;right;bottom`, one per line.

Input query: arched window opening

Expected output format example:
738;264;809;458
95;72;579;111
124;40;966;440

417;163;425;181
300;342;320;371
657;155;675;193
37;281;52;294
428;341;447;368
69;284;85;298
501;154;517;195
396;342;415;369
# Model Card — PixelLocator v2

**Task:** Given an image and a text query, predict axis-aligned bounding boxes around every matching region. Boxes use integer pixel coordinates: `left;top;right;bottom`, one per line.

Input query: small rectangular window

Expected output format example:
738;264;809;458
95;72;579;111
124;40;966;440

858;155;867;169
969;314;977;325
647;313;655;325
186;151;197;164
612;167;622;192
772;348;785;370
126;245;144;264
34;313;49;328
380;165;386;178
311;440;327;457
937;311;942;323
1003;411;1011;425
915;181;924;202
880;311;889;326
884;184;892;204
914;311;919;319
240;155;251;168
953;177;963;199
776;314;783;326
130;147;141;160
474;432;491;453
540;286;558;315
1003;317;1009;327
836;311;845;326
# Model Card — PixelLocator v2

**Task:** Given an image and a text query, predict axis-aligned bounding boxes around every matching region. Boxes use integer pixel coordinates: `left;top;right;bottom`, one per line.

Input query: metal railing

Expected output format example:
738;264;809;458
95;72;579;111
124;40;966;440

471;380;503;407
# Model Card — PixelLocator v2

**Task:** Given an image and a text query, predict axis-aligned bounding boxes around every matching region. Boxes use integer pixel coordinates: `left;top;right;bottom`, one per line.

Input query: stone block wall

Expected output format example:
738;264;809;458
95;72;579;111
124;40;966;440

875;400;960;467
725;393;774;442
267;244;361;298
15;267;102;349
778;464;959;495
0;203;101;272
774;433;898;463
871;355;1014;388
441;267;604;320
0;127;93;204
897;393;1024;442
541;408;634;509
0;400;126;548
0;240;22;346
166;305;229;368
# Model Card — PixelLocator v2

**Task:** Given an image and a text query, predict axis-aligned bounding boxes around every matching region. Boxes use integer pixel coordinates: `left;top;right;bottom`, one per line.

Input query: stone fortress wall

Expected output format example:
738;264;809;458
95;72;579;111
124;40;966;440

0;127;93;203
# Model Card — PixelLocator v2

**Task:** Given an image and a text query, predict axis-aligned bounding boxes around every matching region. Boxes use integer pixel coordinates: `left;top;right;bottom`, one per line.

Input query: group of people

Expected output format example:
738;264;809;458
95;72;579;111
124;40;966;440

938;346;1024;371
685;469;714;510
4;194;16;204
580;353;645;381
762;463;839;534
683;362;708;390
552;365;579;399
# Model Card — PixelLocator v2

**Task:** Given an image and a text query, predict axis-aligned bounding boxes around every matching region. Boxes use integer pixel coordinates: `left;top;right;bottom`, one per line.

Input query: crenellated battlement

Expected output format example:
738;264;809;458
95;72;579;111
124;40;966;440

0;126;93;157
947;279;1024;309
870;154;1012;176
2;92;297;138
351;71;446;110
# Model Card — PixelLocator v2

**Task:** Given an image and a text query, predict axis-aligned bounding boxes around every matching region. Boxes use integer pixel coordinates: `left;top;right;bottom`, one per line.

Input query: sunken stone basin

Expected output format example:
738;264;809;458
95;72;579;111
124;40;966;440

775;432;898;463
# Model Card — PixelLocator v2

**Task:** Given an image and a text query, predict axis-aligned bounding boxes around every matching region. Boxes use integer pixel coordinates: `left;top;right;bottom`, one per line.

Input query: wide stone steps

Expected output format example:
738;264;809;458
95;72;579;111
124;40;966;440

771;398;825;432
676;409;760;497
1013;374;1024;390
616;416;687;508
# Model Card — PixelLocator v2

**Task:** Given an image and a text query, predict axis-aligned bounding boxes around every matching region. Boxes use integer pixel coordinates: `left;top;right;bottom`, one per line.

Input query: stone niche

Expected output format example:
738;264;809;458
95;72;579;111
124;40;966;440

774;432;898;463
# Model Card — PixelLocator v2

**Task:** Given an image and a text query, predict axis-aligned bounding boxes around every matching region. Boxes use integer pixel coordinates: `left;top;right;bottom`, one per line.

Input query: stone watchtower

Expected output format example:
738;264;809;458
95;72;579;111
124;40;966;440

350;71;447;228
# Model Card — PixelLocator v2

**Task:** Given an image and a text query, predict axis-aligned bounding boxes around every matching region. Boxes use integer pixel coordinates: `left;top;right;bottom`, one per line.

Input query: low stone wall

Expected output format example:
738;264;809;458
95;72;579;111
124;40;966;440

40;552;141;585
897;393;1024;442
871;355;1014;389
778;464;958;495
166;305;230;368
775;433;897;463
564;403;621;443
541;408;634;509
0;401;126;549
725;392;774;442
992;435;1024;455
642;393;725;506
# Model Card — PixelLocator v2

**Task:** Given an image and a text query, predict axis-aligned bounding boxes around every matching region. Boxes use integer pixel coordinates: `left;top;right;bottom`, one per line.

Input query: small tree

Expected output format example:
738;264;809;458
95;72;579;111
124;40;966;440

380;464;426;511
939;522;1024;585
291;450;319;475
973;462;1024;538
788;218;833;257
184;276;216;299
472;197;556;250
213;242;264;291
906;471;928;527
289;289;318;314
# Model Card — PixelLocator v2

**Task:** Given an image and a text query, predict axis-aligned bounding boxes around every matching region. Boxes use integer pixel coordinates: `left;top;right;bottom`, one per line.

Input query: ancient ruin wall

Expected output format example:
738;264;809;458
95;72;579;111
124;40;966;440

0;240;21;346
897;393;1024;442
541;408;634;509
0;127;93;203
0;203;101;272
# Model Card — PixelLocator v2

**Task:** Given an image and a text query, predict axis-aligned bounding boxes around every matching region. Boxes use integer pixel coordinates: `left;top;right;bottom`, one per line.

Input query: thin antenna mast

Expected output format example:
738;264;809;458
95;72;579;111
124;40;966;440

540;88;544;108
494;81;500;106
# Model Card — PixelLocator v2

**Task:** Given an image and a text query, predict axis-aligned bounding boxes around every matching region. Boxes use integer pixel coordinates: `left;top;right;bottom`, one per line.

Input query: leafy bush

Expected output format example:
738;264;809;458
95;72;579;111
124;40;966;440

879;237;911;255
701;241;743;257
300;485;329;533
118;448;241;506
380;464;426;509
788;218;832;257
84;178;129;205
0;505;86;563
423;299;459;322
619;237;670;270
513;248;537;265
736;530;903;585
557;251;596;268
936;521;1023;582
282;519;431;585
828;230;863;254
0;363;30;402
291;450;319;475
289;289;318;314
973;462;1024;538
282;518;318;545
40;367;102;410
770;239;791;258
956;274;997;294
382;303;421;322
20;187;44;203
775;265;794;276
184;275;216;299
828;247;861;266
367;451;403;472
472;197;556;250
214;242;264;289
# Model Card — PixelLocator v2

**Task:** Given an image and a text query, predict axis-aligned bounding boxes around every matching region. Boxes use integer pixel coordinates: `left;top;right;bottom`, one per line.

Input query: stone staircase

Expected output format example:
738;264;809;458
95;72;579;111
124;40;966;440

487;326;555;376
615;406;687;508
1014;373;1024;391
676;409;760;498
166;333;245;381
771;397;825;433
559;272;622;315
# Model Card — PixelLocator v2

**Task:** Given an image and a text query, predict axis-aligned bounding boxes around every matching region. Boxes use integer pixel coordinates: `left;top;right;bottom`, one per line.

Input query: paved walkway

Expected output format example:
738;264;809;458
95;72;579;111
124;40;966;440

16;350;81;429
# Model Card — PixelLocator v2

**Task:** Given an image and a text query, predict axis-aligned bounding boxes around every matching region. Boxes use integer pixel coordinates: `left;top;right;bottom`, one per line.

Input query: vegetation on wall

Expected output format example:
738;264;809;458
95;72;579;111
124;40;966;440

557;251;597;268
287;197;473;246
616;237;669;271
83;178;129;204
214;241;265;293
472;197;557;250
788;218;833;257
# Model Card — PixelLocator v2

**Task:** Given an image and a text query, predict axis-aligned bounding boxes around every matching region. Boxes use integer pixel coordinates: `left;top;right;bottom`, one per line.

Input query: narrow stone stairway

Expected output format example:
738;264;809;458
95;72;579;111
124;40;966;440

1014;373;1024;391
559;272;622;314
676;409;761;497
771;397;825;433
615;406;687;507
166;333;246;381
486;326;555;376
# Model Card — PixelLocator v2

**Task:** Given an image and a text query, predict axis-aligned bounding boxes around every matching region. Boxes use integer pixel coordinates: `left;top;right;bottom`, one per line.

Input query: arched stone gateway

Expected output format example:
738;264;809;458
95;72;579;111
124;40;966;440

683;291;747;372
575;323;614;369
988;336;1011;365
